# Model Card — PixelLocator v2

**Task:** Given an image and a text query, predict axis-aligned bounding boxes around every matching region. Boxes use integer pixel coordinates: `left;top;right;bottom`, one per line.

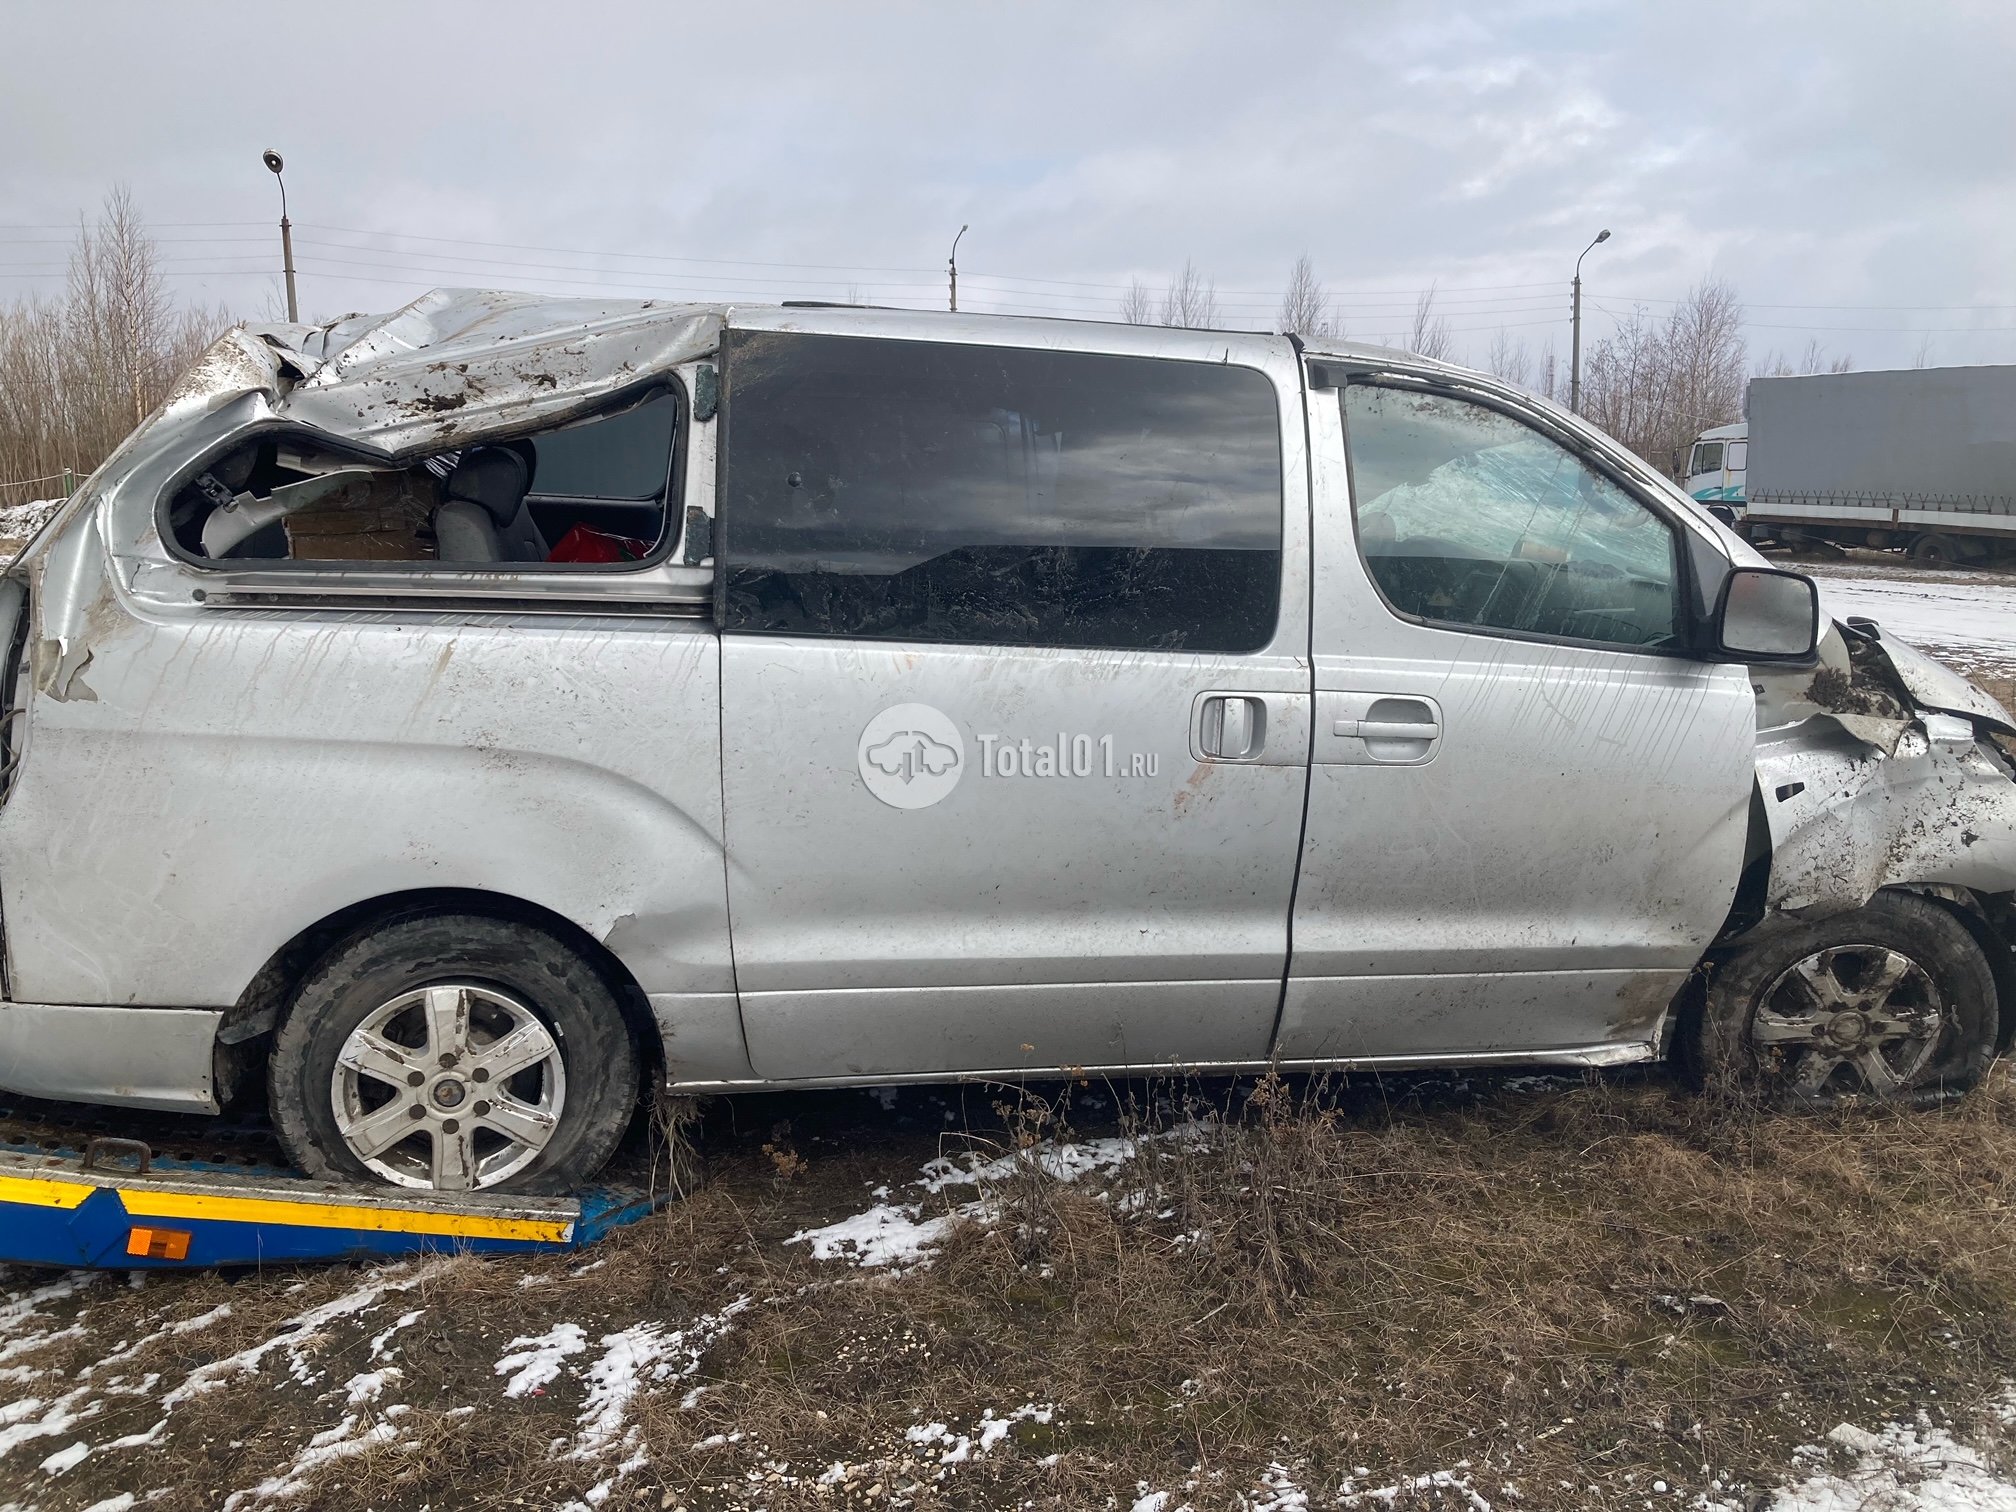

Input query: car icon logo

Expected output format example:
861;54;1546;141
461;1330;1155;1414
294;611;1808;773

856;704;966;810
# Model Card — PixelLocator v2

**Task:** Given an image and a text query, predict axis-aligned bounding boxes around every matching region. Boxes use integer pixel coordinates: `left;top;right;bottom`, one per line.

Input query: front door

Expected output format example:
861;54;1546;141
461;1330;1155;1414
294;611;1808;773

716;315;1312;1080
1280;377;1757;1063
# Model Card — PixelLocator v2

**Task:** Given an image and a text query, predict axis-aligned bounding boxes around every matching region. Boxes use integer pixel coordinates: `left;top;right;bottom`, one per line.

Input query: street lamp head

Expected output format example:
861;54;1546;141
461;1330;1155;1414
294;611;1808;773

261;149;285;176
1595;228;1611;244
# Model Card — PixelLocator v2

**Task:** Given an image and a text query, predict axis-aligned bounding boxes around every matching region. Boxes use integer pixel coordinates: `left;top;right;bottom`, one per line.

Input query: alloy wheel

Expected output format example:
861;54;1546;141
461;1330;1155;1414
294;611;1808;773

330;983;567;1190
1750;944;1946;1097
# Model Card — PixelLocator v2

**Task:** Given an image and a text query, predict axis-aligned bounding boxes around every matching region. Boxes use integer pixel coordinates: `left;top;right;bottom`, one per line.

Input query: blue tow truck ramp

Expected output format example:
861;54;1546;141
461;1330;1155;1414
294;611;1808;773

0;1136;663;1270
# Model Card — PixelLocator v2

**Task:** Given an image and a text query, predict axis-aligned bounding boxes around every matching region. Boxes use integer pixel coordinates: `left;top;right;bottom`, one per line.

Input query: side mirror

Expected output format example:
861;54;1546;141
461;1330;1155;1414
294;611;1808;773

1714;566;1819;661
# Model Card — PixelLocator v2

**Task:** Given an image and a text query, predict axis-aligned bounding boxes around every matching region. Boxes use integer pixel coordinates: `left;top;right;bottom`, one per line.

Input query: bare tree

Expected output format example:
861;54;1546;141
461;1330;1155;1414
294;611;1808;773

1911;335;1935;369
1276;254;1334;339
0;187;235;510
1484;328;1532;389
1159;259;1219;329
1580;279;1747;476
1119;277;1156;326
1407;284;1453;361
1755;337;1854;377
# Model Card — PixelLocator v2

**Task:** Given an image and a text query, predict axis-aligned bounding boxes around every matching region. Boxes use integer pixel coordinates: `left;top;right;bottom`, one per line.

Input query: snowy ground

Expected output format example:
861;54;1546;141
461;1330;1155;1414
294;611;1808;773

1806;556;2016;685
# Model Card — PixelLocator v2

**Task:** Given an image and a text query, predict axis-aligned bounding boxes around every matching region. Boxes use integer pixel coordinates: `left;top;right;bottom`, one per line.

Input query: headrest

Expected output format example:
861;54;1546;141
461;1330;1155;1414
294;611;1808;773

444;447;531;525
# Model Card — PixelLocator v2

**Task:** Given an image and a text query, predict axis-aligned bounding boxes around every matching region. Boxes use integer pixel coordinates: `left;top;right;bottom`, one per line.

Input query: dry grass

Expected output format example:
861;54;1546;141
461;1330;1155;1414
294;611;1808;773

15;1068;2016;1511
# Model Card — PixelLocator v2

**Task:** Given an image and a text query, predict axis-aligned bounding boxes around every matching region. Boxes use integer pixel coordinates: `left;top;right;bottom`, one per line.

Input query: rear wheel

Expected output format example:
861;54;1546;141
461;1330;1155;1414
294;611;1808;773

1689;892;1998;1102
1910;533;1965;565
270;913;640;1193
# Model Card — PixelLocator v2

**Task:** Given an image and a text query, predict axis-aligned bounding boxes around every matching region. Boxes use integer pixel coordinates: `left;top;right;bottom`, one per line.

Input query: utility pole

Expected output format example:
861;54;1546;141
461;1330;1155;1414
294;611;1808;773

948;224;967;313
262;149;299;322
1569;227;1610;415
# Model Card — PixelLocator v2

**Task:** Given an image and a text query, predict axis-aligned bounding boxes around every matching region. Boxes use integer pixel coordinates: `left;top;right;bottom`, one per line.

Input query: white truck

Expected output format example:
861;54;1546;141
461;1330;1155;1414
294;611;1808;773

1682;365;2016;564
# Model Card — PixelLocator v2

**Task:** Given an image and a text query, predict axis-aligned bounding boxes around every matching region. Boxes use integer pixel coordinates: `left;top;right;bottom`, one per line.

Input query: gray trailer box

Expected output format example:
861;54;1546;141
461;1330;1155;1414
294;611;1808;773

1748;366;2016;528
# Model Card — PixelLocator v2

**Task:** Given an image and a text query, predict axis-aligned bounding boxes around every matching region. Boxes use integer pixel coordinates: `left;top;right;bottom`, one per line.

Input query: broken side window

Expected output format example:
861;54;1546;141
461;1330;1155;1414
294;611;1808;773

1343;385;1682;650
166;389;680;569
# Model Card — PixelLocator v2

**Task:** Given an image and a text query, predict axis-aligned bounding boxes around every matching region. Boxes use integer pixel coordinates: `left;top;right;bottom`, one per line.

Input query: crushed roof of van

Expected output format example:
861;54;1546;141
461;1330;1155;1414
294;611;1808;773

162;289;724;458
158;287;1454;462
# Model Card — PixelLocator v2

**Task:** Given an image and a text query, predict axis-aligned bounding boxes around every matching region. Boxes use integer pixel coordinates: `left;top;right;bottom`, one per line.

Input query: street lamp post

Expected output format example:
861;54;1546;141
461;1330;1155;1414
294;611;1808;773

948;224;968;313
262;149;299;323
1569;227;1610;415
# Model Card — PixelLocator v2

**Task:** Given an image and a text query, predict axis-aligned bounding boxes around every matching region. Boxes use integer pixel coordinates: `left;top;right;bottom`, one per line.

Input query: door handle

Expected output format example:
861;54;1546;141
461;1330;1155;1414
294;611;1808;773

1313;693;1444;766
1199;694;1265;760
1334;718;1441;741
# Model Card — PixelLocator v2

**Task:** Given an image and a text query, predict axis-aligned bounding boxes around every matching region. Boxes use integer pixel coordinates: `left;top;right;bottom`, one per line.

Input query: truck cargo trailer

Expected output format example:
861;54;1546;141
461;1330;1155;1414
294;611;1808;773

1683;364;2016;563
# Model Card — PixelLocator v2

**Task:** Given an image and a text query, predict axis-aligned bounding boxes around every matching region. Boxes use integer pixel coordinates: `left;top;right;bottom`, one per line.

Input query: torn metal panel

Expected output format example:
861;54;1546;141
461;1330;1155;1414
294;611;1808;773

1756;715;2016;917
1857;625;2016;737
244;290;722;459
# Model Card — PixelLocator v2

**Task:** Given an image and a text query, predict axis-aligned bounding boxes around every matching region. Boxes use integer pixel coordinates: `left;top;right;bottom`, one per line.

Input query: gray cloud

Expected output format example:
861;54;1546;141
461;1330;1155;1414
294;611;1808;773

3;0;2011;370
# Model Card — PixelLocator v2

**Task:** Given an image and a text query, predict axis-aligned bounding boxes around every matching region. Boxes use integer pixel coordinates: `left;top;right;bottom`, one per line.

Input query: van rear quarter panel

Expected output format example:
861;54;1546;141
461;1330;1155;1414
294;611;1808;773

0;560;730;1010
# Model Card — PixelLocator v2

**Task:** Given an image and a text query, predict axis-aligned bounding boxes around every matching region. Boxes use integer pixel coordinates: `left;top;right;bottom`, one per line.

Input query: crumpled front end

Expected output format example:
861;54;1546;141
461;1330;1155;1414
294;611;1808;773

1751;618;2016;924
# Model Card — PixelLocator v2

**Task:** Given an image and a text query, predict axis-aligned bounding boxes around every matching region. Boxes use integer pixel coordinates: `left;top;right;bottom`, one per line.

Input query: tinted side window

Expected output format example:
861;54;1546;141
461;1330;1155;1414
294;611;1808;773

1694;441;1724;473
1343;386;1680;650
526;392;677;499
720;332;1283;652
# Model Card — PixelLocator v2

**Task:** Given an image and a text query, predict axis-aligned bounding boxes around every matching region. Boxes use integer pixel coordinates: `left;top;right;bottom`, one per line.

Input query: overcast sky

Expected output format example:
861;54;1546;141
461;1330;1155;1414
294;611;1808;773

4;0;2012;373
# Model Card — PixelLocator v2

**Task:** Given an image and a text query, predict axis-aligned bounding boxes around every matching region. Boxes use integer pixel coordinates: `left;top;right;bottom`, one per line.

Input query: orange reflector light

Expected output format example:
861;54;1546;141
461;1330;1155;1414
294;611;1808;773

125;1226;192;1261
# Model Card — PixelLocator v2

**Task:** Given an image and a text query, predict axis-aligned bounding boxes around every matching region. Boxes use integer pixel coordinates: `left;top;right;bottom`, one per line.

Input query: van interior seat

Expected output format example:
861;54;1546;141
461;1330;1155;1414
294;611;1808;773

434;446;548;563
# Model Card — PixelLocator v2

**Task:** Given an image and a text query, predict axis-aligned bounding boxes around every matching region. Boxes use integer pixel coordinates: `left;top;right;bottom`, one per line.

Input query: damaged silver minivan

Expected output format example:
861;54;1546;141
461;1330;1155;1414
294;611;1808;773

2;290;2013;1193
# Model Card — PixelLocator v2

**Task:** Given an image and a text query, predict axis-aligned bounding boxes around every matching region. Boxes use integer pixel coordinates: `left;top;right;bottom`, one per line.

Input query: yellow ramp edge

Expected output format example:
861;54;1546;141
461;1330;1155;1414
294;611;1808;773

117;1188;575;1245
0;1172;97;1210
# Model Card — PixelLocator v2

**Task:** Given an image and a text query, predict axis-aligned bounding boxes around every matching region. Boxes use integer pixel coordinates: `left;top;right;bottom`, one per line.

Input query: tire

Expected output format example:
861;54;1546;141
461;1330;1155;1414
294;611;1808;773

270;912;640;1193
1910;533;1964;565
1688;891;1998;1104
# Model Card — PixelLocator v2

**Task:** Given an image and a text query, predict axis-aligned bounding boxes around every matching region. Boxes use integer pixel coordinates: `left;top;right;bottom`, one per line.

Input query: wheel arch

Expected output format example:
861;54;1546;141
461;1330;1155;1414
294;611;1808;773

214;887;665;1105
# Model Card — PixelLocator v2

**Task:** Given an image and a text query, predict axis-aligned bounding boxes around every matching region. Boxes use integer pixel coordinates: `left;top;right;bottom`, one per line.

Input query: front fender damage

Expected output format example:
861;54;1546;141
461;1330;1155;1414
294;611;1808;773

1752;623;2016;924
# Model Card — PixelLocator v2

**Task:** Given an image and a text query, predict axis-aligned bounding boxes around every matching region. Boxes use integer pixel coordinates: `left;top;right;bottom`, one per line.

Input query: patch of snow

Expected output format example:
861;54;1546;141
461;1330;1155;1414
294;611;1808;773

81;1497;138;1512
786;1202;958;1270
1252;1461;1314;1512
164;1272;423;1406
222;1413;401;1508
1813;570;2016;676
1342;1467;1493;1509
792;1123;1216;1270
1700;1414;2016;1511
569;1298;750;1460
495;1322;587;1399
367;1309;422;1359
342;1368;401;1406
38;1440;90;1475
0;1386;99;1461
82;1303;232;1379
0;499;63;546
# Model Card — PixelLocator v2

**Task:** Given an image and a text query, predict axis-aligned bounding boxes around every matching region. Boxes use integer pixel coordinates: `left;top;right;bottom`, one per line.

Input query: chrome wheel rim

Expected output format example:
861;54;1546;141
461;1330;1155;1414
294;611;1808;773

331;983;566;1190
1751;944;1946;1098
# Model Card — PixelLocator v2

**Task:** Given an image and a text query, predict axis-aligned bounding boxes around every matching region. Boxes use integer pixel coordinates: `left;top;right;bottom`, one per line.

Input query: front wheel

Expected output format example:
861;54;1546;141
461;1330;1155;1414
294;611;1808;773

270;913;640;1193
1688;891;1998;1102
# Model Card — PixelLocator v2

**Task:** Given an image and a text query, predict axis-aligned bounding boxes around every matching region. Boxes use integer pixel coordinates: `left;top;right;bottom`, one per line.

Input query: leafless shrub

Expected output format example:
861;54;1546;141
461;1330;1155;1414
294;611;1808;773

1408;283;1454;360
1119;277;1156;325
1277;253;1336;339
1484;328;1532;389
0;186;236;509
1159;258;1219;329
1756;337;1855;377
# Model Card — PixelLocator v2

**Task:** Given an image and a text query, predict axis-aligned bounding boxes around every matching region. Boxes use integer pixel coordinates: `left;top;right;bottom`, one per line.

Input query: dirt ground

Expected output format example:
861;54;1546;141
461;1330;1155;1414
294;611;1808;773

13;1070;2016;1512
5;554;2016;1512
